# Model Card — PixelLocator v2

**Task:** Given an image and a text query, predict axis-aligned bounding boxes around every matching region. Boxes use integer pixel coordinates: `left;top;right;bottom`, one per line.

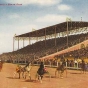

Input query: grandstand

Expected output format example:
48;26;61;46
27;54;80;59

1;21;88;64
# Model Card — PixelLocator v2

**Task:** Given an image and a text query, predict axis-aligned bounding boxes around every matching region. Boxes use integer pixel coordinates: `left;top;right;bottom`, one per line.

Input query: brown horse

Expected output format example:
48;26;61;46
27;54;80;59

80;60;86;74
55;63;67;78
13;65;22;79
13;64;32;79
0;61;3;72
21;65;32;79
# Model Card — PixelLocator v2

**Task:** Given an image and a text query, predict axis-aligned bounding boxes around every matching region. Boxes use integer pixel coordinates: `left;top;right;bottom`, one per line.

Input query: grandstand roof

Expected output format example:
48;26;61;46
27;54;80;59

15;21;88;37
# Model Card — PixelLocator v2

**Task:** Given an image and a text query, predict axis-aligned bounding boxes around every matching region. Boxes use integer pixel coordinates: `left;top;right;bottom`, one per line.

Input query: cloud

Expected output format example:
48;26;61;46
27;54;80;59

58;4;72;11
0;24;38;54
0;33;13;53
8;13;20;19
13;24;38;35
1;24;38;35
4;0;61;6
36;14;70;23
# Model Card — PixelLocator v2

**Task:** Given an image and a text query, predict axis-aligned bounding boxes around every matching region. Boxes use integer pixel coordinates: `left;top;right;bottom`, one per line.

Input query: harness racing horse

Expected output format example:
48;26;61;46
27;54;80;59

80;60;87;74
55;63;67;78
35;66;51;83
21;64;32;80
13;63;32;79
13;65;22;79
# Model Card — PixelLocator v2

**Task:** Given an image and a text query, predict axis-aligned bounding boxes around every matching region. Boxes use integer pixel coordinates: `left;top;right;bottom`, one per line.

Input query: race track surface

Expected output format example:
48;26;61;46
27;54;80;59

0;63;88;88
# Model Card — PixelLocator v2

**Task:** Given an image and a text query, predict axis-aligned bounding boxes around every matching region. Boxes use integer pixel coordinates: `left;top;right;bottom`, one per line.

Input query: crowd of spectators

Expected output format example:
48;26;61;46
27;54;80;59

12;32;88;58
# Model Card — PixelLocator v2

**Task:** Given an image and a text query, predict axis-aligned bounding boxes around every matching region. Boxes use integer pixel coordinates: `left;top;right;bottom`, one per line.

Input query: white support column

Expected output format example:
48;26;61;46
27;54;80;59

13;34;16;51
18;37;19;50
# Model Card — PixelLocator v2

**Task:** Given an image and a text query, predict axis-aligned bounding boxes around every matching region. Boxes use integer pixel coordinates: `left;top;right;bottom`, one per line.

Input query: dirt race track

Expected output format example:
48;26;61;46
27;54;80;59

0;63;88;88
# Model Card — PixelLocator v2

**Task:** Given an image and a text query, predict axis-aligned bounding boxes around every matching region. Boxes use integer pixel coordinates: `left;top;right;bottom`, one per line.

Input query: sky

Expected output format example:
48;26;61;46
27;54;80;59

0;0;88;54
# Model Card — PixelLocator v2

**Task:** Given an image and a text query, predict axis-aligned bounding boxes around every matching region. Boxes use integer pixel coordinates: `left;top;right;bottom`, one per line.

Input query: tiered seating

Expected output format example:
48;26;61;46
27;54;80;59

10;32;88;59
1;32;88;62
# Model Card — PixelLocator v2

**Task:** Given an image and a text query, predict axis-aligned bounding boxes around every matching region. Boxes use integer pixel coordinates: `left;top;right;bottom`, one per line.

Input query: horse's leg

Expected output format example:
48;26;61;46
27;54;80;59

48;72;51;81
83;68;85;74
55;70;60;78
55;70;57;77
80;68;82;73
0;64;1;72
13;72;16;78
0;65;2;72
29;76;31;80
83;68;86;74
60;71;62;77
38;75;39;80
35;73;38;81
24;72;27;79
18;72;20;79
0;67;1;72
46;71;51;81
1;64;3;71
22;72;24;78
65;69;67;77
57;70;60;78
39;75;42;83
28;72;31;80
60;71;64;78
41;75;43;80
81;68;84;74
